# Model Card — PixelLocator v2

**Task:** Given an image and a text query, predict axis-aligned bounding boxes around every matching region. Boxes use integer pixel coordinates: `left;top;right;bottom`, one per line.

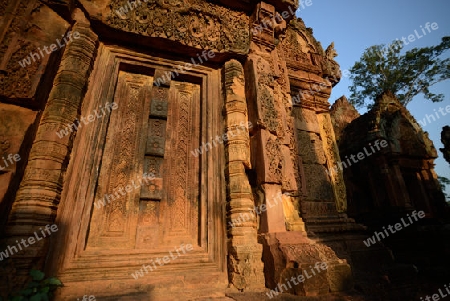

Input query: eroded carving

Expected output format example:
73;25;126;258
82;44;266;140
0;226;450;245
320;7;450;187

323;42;341;85
318;113;347;212
0;1;69;101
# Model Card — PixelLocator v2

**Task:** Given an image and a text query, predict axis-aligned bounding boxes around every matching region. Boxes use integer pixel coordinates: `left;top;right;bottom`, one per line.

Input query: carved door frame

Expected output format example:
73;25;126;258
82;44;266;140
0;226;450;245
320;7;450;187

48;44;226;286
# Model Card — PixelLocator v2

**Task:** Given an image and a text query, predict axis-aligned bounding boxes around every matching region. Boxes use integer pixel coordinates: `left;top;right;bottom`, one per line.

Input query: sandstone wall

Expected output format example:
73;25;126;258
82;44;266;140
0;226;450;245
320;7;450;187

0;0;376;299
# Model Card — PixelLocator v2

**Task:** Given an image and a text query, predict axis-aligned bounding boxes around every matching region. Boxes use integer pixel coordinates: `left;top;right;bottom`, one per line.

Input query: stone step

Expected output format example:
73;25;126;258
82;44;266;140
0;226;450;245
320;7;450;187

224;292;379;301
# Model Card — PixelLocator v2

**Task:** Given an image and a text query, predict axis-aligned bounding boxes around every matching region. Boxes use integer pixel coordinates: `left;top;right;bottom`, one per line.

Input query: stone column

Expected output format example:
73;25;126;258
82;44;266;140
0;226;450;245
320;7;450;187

224;59;265;290
5;9;98;279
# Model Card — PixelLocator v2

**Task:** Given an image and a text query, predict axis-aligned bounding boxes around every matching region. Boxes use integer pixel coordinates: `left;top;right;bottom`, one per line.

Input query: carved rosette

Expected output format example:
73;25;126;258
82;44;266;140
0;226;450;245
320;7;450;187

5;11;98;275
318;113;347;212
106;0;249;54
248;2;299;197
224;59;264;290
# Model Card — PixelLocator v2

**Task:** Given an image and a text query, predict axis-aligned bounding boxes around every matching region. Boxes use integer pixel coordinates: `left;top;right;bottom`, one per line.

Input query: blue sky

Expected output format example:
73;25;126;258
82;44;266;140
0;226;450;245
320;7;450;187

298;0;450;193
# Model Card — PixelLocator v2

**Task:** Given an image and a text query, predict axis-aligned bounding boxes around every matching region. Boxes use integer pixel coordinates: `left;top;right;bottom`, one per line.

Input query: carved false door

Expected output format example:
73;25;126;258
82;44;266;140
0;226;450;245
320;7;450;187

87;70;200;251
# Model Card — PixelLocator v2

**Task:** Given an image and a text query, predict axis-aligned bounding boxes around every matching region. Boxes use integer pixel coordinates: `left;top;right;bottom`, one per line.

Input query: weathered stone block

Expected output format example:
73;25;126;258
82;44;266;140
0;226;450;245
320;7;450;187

251;129;283;185
227;141;251;166
299;263;330;296
0;103;37;225
228;246;265;290
280;144;298;192
0;103;37;165
228;173;253;197
282;194;305;232
259;184;286;233
296;131;326;164
261;232;352;297
326;262;353;292
0;2;69;101
302;163;334;201
293;107;321;133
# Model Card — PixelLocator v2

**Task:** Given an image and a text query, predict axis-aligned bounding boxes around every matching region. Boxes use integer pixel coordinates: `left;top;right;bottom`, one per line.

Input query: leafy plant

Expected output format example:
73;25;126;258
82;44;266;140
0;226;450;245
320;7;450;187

6;269;62;301
438;176;450;202
348;36;450;108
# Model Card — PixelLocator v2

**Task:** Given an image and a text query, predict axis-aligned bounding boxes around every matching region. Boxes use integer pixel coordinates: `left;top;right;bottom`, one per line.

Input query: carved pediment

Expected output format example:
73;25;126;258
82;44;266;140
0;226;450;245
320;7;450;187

207;0;299;15
279;19;322;74
79;0;250;55
280;18;342;86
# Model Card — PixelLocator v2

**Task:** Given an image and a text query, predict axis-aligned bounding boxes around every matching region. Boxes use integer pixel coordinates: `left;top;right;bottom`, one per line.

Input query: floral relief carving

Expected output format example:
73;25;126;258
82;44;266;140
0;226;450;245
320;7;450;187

107;0;249;52
265;136;283;183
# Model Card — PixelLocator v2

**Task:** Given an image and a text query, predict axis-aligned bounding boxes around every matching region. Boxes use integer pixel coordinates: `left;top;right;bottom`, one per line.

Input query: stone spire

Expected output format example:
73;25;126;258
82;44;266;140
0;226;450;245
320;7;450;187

330;95;360;145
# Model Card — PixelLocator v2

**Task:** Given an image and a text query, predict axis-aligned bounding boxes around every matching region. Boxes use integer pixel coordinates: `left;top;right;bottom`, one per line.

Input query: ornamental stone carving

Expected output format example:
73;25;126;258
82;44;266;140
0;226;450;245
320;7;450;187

103;0;250;54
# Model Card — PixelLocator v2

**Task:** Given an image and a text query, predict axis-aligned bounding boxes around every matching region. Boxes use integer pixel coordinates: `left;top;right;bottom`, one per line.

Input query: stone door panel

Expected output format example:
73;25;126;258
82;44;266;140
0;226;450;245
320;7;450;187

87;70;200;251
51;46;225;286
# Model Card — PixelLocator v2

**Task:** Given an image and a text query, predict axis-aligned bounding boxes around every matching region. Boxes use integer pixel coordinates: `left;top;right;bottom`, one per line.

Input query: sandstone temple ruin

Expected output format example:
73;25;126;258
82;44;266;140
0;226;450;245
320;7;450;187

0;0;448;300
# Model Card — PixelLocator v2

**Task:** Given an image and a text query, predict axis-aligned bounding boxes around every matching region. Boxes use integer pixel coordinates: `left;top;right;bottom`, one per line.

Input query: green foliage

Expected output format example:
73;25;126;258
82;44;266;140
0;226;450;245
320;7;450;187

349;36;450;108
5;269;62;301
439;176;450;187
438;176;450;202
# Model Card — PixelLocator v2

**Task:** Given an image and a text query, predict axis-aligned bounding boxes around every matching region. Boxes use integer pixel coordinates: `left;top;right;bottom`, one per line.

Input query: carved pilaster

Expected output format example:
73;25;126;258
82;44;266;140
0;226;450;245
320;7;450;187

224;59;265;291
318;113;347;212
4;9;98;279
247;3;299;232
